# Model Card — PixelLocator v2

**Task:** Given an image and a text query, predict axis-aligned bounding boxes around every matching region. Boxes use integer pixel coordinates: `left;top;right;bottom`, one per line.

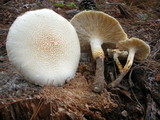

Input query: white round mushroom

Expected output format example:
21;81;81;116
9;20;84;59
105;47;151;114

6;9;80;86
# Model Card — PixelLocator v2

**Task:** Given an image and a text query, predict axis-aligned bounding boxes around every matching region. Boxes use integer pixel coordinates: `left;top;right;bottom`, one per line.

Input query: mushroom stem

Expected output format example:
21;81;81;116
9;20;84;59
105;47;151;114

113;52;123;72
107;49;128;72
92;56;105;93
107;48;136;88
90;39;106;93
90;39;104;59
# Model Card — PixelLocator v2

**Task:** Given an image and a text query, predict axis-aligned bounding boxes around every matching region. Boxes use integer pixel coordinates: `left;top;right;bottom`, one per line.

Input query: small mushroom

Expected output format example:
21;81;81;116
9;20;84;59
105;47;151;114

70;10;127;93
6;9;80;86
107;37;150;88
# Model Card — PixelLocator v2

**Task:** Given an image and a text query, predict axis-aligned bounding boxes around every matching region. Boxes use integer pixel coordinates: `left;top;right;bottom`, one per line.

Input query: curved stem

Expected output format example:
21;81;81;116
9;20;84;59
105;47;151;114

113;53;123;72
107;48;136;88
107;49;128;72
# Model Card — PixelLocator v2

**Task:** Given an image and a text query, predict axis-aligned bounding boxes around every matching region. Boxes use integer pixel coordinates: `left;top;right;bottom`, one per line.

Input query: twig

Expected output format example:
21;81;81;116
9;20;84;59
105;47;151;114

117;4;133;18
30;97;44;120
0;68;14;74
128;67;135;88
129;67;144;113
0;97;28;109
109;71;115;82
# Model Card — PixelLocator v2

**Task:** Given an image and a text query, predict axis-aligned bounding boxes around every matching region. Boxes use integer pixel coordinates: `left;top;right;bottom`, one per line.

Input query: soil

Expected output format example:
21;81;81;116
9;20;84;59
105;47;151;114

0;0;160;120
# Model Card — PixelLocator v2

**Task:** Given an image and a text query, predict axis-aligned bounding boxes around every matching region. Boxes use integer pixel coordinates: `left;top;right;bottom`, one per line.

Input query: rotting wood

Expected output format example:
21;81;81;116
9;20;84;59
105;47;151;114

0;73;117;120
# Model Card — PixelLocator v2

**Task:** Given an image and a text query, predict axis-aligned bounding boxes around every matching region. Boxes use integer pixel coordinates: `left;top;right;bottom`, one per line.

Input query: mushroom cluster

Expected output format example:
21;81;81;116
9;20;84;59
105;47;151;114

107;37;150;88
71;10;150;91
6;9;80;86
6;8;150;92
70;10;128;93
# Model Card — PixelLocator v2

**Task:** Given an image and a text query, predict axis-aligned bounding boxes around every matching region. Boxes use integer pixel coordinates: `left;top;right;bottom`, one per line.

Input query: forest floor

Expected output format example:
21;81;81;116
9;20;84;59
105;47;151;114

0;0;160;120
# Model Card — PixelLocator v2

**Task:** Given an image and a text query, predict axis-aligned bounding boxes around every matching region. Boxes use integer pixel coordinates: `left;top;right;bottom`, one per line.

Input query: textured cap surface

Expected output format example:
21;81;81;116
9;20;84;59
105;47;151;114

6;9;80;86
70;10;128;52
117;37;150;60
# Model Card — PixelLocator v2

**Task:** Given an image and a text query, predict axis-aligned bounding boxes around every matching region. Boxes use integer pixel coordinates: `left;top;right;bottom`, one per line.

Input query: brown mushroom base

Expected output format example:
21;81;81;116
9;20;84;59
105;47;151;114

92;56;106;93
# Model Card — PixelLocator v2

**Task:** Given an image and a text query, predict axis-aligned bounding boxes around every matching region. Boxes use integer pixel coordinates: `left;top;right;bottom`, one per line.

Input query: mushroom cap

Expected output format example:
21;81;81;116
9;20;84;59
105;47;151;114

70;10;128;52
6;9;80;86
117;37;150;61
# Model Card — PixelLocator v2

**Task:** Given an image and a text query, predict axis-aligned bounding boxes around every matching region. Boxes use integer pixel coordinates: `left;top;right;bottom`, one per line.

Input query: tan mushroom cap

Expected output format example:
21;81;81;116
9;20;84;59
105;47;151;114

70;10;128;52
117;37;150;61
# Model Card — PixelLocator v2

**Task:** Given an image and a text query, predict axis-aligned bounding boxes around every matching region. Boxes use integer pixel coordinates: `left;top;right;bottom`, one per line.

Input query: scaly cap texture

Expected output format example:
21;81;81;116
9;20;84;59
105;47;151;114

6;9;80;86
